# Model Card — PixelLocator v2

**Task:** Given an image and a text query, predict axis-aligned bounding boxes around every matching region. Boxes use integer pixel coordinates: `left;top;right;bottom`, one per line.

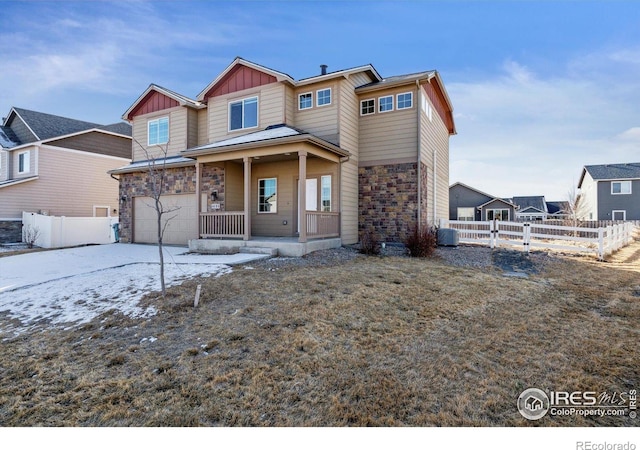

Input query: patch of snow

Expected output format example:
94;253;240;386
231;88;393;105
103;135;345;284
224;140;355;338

0;262;231;336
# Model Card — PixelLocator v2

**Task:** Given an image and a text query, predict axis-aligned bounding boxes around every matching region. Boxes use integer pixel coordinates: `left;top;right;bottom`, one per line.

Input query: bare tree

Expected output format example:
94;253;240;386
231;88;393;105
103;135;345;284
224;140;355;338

567;184;585;232
23;224;41;248
133;138;180;297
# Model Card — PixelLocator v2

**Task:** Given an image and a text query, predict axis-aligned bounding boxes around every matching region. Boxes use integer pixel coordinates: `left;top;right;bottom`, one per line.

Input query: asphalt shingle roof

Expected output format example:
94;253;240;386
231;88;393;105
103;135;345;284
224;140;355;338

0;126;20;148
12;107;102;141
584;163;640;180
99;122;133;137
511;196;547;212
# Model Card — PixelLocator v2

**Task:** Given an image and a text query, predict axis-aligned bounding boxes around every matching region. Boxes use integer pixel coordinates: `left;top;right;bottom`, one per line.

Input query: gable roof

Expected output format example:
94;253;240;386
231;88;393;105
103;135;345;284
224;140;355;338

296;64;382;86
449;181;498;200
579;162;640;187
99;122;133;137
547;201;570;214
197;57;296;102
122;84;204;121
511;196;548;213
477;197;517;209
7;107;102;142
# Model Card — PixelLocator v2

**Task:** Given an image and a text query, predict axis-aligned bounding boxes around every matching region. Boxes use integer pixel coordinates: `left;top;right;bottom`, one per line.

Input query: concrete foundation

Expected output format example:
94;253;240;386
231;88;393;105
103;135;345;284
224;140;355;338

188;237;342;257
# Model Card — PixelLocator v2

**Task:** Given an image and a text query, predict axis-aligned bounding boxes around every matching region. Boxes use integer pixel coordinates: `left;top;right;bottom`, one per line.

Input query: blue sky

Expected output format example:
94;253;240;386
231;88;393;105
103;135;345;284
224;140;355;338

1;0;639;200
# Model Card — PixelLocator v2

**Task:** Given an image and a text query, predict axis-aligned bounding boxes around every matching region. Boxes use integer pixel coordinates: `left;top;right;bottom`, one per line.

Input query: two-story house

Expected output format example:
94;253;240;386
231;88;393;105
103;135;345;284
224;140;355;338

577;163;640;221
0;107;131;243
110;58;455;255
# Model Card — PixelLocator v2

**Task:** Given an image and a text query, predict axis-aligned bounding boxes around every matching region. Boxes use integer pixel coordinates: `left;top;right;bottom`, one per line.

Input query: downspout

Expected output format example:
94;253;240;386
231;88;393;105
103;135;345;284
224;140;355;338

416;80;422;229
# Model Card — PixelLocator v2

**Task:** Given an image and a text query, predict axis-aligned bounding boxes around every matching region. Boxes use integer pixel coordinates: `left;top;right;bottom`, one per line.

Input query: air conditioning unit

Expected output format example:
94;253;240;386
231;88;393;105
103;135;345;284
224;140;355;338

437;228;459;247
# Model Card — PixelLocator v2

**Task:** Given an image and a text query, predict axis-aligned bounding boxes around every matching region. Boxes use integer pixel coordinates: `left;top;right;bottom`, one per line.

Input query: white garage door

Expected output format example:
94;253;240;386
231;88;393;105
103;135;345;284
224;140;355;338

133;194;198;245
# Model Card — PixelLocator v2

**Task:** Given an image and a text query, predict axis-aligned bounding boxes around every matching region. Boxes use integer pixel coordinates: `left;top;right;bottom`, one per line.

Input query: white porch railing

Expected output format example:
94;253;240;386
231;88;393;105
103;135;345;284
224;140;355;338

200;212;244;238
305;211;340;238
442;219;637;260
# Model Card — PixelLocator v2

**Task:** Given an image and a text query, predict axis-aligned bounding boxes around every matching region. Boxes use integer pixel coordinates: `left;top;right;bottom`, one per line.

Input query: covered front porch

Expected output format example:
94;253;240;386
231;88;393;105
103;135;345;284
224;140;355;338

183;125;348;255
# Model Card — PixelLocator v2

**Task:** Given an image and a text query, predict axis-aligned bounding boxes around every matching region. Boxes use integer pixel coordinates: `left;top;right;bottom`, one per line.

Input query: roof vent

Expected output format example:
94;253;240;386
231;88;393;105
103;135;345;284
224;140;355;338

320;64;328;75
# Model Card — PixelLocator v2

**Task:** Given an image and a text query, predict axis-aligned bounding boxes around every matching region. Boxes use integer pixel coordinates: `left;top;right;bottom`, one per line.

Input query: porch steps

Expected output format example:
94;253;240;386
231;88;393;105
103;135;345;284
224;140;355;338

238;246;279;256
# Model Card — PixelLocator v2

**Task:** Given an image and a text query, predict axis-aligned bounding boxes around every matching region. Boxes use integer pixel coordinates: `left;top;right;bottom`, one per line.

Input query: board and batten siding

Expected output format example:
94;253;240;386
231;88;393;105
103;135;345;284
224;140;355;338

419;85;450;224
358;85;419;165
0;146;127;218
293;81;339;146
207;83;285;143
132;106;190;162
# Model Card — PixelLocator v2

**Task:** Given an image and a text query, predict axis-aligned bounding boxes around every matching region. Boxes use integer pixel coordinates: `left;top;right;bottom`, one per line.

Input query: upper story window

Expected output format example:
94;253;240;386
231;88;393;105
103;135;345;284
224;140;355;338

299;92;313;110
379;95;394;113
230;96;258;131
148;117;169;146
317;88;331;106
397;92;413;109
611;180;632;195
18;151;30;174
360;99;375;116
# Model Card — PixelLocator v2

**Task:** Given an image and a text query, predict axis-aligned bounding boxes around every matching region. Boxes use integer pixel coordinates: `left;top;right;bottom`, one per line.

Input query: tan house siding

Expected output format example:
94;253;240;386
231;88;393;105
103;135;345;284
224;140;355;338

197;108;209;146
47;132;132;159
250;158;339;237
419;86;450;223
224;161;244;211
132;106;189;161
293;81;339;145
284;85;295;125
340;159;359;244
0;150;8;182
207;83;285;143
358;86;418;164
0;146;127;218
187;108;199;149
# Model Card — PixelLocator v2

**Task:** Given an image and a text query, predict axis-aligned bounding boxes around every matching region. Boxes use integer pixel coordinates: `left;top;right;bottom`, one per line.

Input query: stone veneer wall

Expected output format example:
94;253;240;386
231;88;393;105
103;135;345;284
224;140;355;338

358;162;419;243
118;166;196;243
200;165;225;212
0;220;23;243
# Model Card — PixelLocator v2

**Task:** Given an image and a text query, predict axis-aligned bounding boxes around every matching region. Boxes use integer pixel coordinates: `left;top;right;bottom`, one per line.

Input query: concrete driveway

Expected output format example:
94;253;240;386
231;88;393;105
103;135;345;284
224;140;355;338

0;243;266;293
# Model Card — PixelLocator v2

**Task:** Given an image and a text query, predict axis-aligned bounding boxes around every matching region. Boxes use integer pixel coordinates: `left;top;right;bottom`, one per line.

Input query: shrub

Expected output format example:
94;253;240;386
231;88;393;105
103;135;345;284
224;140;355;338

405;225;437;257
360;229;381;255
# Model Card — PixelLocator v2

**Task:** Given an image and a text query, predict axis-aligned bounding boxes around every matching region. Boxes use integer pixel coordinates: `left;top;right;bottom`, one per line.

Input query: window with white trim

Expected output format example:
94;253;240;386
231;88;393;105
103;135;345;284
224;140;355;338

612;210;626;220
487;209;510;221
317;88;331;106
258;178;277;213
611;180;631;195
230;96;258;131
397;92;413;109
148;117;169;146
360;99;375;116
298;92;312;110
379;95;393;112
321;175;331;212
457;207;475;221
18;151;30;174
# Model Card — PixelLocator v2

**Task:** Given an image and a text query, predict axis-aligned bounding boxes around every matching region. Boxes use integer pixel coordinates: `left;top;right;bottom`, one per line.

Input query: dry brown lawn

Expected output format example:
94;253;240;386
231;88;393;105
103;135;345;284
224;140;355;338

0;242;638;427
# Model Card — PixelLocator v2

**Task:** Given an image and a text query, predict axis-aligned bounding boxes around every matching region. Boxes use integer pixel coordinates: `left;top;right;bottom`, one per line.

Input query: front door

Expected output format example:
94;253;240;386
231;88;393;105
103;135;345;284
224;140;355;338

297;178;318;233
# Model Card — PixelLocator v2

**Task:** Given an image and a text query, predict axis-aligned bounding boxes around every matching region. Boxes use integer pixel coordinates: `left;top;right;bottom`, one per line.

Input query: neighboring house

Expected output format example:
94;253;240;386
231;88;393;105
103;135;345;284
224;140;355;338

577;162;640;221
110;57;455;251
0;107;132;242
448;182;516;221
449;182;569;222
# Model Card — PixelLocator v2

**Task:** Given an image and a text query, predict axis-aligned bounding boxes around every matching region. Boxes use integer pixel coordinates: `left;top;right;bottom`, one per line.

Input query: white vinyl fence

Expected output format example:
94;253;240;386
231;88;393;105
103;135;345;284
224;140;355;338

22;212;117;249
442;219;637;260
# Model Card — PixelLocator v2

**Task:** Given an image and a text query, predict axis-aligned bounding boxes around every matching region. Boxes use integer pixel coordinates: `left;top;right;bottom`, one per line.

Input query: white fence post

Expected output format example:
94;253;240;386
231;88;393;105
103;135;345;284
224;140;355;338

523;222;531;254
598;228;605;260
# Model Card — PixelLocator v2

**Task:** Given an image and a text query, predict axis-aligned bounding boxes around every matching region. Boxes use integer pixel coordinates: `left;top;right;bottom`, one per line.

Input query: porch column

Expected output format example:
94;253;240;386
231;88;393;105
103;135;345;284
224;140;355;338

243;156;251;241
298;151;307;243
195;162;201;238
